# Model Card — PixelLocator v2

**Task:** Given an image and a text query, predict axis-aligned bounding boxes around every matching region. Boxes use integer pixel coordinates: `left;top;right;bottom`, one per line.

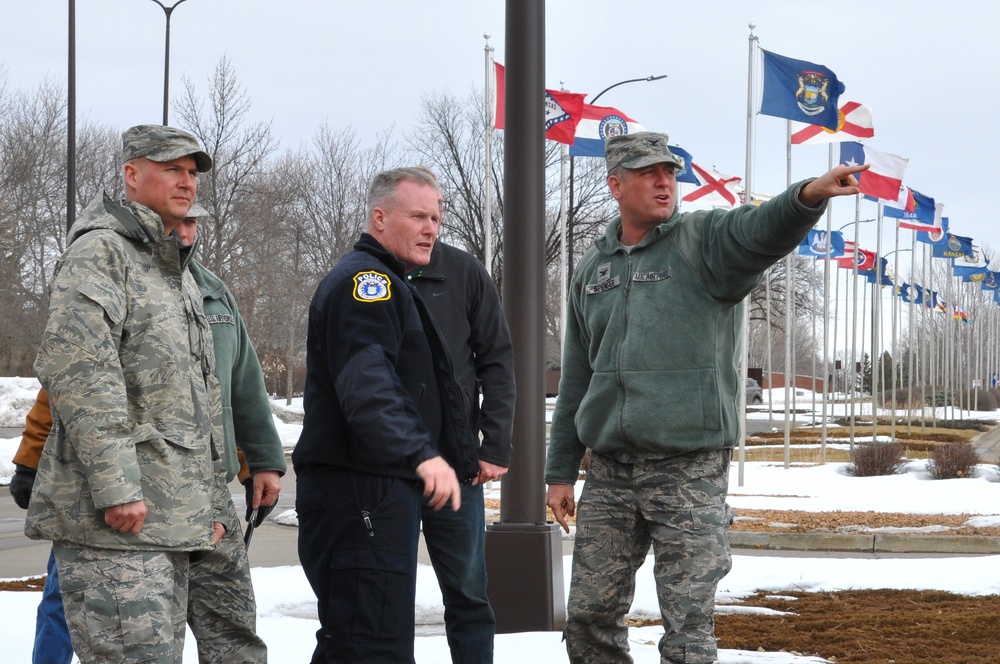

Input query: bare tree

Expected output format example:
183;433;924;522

174;55;279;281
0;79;67;374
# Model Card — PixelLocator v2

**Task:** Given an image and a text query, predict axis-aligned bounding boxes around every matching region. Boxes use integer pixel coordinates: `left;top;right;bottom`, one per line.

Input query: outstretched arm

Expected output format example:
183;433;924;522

799;163;870;208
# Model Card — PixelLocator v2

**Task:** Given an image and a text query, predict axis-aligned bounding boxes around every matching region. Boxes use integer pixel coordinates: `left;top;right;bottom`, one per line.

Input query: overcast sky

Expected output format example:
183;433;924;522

4;1;997;258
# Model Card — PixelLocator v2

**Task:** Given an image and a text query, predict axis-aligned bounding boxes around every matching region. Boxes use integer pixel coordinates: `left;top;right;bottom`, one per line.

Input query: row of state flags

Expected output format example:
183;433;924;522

491;48;991;317
756;50;994;323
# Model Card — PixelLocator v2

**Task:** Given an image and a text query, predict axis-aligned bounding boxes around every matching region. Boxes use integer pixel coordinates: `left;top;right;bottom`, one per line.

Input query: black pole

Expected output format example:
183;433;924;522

151;0;188;125
485;0;565;634
66;0;76;231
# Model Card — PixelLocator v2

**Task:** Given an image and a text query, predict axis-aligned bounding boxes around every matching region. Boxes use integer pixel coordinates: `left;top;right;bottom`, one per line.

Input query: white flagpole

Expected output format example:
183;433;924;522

559;139;569;346
738;22;758;487
820;143;834;463
484;34;494;276
782;118;793;469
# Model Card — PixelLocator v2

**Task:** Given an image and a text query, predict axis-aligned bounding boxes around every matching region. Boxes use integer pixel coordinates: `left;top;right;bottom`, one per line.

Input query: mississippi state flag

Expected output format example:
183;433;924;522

790;101;875;145
568;103;644;157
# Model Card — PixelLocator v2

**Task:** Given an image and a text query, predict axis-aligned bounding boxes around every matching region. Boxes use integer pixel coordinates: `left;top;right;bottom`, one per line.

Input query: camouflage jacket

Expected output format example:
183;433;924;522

25;192;231;551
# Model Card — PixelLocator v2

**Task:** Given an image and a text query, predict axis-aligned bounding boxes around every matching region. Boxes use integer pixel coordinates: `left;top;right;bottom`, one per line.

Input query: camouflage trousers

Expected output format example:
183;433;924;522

187;507;267;663
565;449;733;664
54;543;191;663
54;502;265;664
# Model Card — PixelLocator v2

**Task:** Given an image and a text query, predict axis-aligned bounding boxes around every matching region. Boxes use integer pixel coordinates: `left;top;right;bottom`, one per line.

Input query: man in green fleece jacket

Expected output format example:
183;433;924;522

544;131;867;664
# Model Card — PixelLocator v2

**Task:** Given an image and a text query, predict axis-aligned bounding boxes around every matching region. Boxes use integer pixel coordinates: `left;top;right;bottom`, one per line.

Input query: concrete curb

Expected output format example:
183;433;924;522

730;531;1000;554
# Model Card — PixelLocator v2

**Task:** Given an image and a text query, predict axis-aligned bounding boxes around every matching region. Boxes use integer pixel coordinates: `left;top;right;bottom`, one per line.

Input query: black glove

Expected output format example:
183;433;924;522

244;478;275;527
10;464;37;510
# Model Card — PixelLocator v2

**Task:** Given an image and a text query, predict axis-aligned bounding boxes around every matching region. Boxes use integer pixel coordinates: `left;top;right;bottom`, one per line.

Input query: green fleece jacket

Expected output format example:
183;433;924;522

544;180;826;484
189;261;287;482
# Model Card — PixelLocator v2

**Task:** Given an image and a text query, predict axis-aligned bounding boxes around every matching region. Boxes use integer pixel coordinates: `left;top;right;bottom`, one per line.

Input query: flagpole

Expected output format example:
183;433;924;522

889;220;901;443
872;206;886;442
819;143;834;463
782;118;793;469
849;191;861;449
484;34;495;276
907;231;917;433
738;22;758;486
559;139;569;346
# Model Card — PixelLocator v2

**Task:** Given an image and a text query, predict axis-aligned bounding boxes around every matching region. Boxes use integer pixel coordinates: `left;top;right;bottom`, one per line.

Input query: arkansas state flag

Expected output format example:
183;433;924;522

493;63;585;145
839;141;908;201
568;103;645;157
679;163;742;209
790;101;875;145
760;49;845;130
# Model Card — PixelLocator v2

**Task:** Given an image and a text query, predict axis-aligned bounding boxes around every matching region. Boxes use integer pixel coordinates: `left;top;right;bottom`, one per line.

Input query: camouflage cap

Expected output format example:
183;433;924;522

605;131;684;173
122;124;213;172
187;202;210;219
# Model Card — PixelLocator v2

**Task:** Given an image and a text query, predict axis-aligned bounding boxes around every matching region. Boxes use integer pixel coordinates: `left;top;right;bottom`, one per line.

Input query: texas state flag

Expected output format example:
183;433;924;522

839;141;908;202
568;103;644;157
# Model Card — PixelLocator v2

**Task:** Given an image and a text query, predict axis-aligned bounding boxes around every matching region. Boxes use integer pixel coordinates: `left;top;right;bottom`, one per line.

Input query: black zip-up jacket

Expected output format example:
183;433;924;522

407;242;515;468
292;233;479;485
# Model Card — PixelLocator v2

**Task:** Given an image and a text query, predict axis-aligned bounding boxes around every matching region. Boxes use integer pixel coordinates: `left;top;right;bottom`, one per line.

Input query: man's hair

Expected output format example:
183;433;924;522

366;167;439;220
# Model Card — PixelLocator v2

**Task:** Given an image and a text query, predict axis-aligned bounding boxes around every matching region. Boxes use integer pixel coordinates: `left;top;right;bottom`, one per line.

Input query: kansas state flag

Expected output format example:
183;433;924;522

761;49;845;131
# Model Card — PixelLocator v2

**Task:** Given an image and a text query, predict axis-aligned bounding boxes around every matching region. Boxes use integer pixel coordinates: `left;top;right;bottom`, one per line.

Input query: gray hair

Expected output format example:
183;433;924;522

366;167;440;220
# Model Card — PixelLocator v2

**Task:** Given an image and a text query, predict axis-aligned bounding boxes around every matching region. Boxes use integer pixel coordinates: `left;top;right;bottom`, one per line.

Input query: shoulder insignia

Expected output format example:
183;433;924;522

353;271;392;302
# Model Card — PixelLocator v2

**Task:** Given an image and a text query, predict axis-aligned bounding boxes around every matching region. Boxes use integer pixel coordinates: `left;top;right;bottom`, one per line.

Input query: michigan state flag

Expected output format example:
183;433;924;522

761;49;845;130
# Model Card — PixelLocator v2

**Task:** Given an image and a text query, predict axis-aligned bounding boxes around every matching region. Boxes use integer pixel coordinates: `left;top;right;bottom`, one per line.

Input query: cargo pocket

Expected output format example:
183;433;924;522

328;547;413;640
58;556;168;662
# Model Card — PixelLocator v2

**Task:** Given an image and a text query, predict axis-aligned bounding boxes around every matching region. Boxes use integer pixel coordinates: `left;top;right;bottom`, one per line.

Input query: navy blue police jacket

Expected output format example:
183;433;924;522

292;233;479;485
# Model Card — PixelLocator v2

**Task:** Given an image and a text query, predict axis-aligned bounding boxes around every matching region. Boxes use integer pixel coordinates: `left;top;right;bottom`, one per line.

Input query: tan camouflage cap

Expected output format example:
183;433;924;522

186;202;210;218
122;124;213;172
605;131;684;173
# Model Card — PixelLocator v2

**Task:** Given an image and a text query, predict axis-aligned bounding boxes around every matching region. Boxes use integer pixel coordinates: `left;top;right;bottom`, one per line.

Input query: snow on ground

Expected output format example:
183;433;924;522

3;378;1000;662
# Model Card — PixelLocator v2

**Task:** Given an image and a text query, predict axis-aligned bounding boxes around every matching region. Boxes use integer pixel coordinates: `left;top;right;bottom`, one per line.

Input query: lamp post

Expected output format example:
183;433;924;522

565;74;665;285
150;0;190;125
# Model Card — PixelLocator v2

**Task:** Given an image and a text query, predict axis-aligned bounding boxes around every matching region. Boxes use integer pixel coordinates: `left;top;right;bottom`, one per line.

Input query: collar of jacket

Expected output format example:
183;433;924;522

597;210;682;256
354;232;407;278
408;242;446;281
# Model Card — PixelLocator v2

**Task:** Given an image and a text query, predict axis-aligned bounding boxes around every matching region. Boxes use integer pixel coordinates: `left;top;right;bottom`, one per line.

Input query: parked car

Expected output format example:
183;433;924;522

746;378;763;405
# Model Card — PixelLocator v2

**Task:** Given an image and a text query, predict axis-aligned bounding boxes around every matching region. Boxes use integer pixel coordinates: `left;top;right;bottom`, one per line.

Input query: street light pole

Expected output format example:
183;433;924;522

150;0;190;125
566;74;665;286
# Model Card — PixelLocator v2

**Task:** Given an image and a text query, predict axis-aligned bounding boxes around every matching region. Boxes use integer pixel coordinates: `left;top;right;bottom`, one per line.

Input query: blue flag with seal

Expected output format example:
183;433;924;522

761;49;845;131
797;229;845;258
668;145;698;184
917;216;949;247
933;233;973;259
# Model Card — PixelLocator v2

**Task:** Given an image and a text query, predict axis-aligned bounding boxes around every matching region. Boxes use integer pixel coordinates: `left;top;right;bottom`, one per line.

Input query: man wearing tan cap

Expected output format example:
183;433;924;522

545;131;867;663
24;124;266;662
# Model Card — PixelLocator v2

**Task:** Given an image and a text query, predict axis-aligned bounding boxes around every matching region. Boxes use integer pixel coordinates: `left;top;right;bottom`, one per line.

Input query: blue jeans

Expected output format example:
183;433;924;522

421;482;495;663
34;547;73;664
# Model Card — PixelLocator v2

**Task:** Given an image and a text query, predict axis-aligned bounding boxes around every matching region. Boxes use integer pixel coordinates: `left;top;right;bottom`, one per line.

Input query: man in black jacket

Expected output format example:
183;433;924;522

408;235;515;662
293;167;479;663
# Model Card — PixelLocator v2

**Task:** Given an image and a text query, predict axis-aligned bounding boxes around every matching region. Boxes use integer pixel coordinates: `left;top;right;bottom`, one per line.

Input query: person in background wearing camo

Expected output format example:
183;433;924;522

22;124;269;663
11;201;284;663
544;131;868;664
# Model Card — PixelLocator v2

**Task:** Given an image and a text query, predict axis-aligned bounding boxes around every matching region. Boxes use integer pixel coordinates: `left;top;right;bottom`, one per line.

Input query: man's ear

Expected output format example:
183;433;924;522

123;161;139;189
371;207;386;231
607;174;623;201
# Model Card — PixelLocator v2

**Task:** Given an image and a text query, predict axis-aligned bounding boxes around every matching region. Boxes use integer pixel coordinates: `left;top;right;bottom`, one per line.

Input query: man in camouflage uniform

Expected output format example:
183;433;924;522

544;132;867;663
13;202;282;663
24;125;266;663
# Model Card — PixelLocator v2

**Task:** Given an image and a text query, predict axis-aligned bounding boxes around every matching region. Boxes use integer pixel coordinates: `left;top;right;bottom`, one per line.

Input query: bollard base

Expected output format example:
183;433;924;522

485;521;566;633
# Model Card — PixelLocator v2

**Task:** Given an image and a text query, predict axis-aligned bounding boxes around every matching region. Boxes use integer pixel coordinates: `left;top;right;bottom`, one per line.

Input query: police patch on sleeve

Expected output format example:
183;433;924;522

353;271;392;302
